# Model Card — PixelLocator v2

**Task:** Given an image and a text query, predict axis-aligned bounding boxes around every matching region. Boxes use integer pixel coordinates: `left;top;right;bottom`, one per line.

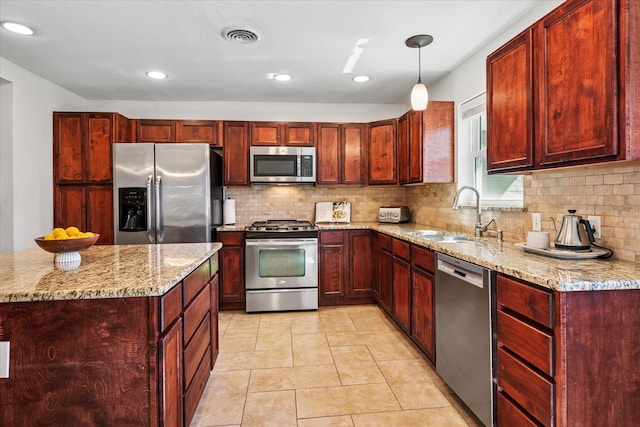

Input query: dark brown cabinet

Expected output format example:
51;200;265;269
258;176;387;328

177;120;222;146
373;232;393;315
218;231;246;310
222;121;250;186
138;119;177;143
316;123;365;186
53;112;130;244
423;101;455;183
410;245;435;363
391;238;411;333
367;119;397;185
487;0;640;172
318;230;374;306
250;121;314;146
159;316;183;427
398;110;423;184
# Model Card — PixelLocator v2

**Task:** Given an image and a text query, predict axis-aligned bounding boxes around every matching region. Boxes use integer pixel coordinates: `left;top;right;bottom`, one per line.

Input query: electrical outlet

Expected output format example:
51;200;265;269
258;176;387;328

532;213;542;231
588;215;602;239
0;341;9;378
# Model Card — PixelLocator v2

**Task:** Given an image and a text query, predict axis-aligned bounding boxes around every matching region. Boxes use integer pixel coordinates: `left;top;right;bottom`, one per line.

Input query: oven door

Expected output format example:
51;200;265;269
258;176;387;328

245;238;318;290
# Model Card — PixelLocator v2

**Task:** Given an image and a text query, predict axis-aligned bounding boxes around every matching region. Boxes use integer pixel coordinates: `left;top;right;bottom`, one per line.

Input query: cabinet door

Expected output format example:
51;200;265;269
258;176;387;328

209;274;220;366
219;232;245;310
86;114;114;183
251;122;281;145
54;185;86;231
285;123;314;146
342;124;365;185
348;230;372;296
407;109;424;183
368;119;397;185
54;113;84;183
223;121;249;186
423;102;454;183
377;249;393;315
316;123;341;185
397;113;409;184
393;257;411;333
159;318;183;427
319;243;346;301
411;266;435;362
138;120;176;143
177;120;221;146
535;0;618;167
487;29;534;172
86;185;114;245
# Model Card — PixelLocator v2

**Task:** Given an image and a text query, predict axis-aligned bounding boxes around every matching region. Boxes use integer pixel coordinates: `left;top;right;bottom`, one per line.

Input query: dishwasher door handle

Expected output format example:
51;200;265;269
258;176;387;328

437;260;484;288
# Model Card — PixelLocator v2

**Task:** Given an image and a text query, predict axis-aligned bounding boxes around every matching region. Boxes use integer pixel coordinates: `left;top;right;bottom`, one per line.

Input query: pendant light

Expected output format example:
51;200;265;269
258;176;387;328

405;34;433;111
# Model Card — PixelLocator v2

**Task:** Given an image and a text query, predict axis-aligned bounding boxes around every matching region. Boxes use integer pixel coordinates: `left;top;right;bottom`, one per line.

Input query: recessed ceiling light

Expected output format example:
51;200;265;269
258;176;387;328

0;21;35;35
272;73;292;82
146;71;167;80
353;75;370;83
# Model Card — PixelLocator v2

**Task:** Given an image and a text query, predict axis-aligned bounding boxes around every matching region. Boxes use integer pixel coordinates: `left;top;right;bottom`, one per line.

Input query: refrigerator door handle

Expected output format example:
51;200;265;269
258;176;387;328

146;175;154;243
155;175;163;243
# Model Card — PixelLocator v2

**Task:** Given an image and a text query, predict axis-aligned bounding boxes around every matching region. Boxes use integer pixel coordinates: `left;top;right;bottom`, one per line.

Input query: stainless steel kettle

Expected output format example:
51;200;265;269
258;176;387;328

550;209;595;251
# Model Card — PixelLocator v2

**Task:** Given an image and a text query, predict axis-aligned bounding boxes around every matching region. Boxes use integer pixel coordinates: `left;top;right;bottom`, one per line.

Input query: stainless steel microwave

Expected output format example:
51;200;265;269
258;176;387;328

249;146;316;184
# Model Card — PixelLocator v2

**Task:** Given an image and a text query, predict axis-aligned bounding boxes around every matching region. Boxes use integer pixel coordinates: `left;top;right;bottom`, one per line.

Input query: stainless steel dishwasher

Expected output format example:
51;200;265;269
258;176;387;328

435;253;494;427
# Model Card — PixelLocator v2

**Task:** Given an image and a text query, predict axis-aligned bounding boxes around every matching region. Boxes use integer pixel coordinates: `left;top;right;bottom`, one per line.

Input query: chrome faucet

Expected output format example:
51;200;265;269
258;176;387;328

452;185;484;237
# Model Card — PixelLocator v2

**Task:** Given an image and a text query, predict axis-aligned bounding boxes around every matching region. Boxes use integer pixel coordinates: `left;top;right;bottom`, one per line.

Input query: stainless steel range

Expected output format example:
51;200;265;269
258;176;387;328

245;220;319;313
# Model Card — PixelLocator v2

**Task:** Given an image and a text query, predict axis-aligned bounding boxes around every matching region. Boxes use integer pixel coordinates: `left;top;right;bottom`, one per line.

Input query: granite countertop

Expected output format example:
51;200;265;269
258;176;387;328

0;243;222;303
315;222;640;292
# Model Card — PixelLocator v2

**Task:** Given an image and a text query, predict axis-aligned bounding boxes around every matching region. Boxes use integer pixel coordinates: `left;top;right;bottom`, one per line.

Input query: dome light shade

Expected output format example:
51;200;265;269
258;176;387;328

411;81;428;111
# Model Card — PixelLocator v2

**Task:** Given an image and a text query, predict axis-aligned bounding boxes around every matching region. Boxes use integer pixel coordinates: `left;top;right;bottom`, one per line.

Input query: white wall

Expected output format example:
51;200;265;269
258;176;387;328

0;57;87;251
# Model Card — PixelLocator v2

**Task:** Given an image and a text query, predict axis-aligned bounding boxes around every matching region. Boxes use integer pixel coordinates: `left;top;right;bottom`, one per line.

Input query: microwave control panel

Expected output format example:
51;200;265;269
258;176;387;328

300;155;314;177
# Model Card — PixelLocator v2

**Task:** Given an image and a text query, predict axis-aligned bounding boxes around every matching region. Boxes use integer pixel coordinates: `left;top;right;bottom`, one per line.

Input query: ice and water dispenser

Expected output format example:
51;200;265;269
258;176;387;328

118;188;148;232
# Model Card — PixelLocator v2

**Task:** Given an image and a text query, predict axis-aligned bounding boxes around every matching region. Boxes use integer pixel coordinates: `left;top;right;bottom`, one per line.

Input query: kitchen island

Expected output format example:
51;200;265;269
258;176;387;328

0;243;221;427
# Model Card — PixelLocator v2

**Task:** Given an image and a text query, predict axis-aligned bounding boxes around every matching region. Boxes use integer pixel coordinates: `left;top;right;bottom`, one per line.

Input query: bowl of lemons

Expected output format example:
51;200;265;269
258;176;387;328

35;227;99;269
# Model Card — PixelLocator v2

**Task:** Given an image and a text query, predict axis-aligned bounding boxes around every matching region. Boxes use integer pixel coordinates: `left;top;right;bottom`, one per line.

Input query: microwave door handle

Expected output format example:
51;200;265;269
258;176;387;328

146;175;154;243
155;175;163;243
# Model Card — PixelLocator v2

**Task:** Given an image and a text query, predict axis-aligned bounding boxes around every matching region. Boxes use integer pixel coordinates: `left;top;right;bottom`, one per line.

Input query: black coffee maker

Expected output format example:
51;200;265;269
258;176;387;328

118;188;148;232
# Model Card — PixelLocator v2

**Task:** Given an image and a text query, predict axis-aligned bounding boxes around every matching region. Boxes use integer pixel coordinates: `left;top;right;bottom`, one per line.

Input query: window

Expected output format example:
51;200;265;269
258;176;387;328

457;93;523;207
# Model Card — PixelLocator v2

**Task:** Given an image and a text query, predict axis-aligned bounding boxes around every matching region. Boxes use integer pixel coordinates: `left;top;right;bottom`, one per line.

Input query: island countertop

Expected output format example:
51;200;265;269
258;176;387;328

0;243;222;303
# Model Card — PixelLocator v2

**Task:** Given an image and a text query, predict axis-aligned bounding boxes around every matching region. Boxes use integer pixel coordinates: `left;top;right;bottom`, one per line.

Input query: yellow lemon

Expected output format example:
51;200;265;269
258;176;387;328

52;227;66;238
65;226;80;237
44;233;55;240
55;234;69;240
83;231;95;237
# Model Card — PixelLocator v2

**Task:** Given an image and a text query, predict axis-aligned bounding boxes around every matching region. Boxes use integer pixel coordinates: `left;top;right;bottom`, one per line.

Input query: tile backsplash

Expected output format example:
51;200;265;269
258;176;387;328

226;161;640;263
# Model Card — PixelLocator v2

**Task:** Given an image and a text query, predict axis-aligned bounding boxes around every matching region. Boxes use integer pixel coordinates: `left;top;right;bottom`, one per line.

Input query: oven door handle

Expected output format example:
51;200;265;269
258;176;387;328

245;239;317;247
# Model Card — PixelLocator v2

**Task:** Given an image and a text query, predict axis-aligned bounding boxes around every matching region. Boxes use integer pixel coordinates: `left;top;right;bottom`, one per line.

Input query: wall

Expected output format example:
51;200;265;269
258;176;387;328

0;58;87;252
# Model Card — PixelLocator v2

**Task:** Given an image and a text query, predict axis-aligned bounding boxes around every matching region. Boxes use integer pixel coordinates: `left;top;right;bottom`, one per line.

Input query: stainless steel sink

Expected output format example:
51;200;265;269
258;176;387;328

406;230;472;243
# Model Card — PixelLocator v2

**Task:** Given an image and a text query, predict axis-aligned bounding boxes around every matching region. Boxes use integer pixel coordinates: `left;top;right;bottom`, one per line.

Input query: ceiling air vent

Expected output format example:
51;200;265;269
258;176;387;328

221;26;263;44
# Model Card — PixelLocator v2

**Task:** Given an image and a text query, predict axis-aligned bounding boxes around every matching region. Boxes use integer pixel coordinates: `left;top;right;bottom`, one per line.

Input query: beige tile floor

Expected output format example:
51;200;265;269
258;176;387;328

191;305;483;427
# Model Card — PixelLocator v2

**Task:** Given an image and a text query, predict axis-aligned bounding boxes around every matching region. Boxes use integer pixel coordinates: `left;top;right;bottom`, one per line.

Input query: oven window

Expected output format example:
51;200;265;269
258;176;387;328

259;249;306;277
254;155;298;176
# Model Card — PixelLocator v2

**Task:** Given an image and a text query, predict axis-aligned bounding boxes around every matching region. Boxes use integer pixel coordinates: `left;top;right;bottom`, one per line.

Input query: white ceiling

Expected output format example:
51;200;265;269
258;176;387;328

1;1;548;104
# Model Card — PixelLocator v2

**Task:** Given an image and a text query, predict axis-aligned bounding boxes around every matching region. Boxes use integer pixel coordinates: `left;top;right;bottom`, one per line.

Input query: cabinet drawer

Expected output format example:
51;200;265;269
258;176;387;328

497;310;554;375
497;392;539;427
411;245;434;273
219;231;244;246
160;283;183;332
184;284;211;345
184;345;212;427
184;259;211;306
497;347;553;426
392;239;410;261
497;274;554;328
320;231;344;244
376;233;392;252
184;313;211;388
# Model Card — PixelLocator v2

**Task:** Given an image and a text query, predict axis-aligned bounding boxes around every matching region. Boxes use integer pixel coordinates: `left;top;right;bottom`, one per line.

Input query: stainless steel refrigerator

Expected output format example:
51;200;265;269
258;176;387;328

113;143;223;244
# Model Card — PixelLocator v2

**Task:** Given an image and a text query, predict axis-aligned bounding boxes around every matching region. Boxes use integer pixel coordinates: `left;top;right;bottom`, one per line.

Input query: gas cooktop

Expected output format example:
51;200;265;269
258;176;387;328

245;219;317;232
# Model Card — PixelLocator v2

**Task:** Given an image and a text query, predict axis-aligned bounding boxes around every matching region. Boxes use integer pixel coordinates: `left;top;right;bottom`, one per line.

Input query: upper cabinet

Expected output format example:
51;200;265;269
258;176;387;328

398;103;454;184
250;122;314;146
136;119;222;146
137;119;176;143
316;123;366;186
367;119;397;185
223;121;250;186
487;0;640;173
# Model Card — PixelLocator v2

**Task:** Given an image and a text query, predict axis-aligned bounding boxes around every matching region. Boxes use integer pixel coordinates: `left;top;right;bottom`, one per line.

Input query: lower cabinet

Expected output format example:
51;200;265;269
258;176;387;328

318;230;374;305
218;231;246;311
410;245;435;363
373;232;393;314
391;238;411;333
